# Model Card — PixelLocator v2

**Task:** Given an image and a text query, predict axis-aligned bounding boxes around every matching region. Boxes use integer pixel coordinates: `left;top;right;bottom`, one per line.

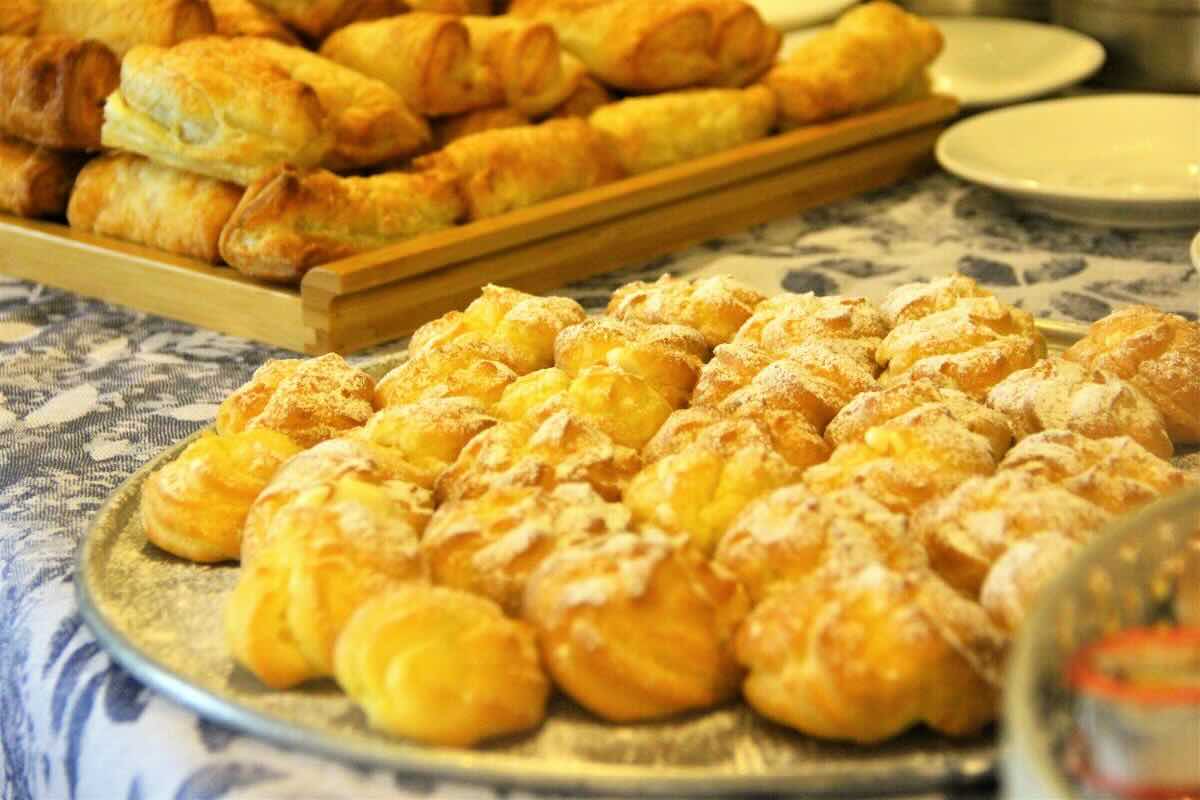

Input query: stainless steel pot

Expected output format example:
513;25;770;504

1052;0;1200;91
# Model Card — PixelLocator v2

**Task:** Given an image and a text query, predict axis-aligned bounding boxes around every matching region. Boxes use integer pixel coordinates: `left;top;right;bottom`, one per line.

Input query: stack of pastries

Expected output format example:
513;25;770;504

138;274;1200;748
0;0;944;281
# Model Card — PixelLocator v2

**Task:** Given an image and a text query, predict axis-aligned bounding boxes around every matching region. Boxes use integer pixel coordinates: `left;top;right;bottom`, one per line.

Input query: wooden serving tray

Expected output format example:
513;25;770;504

0;94;958;354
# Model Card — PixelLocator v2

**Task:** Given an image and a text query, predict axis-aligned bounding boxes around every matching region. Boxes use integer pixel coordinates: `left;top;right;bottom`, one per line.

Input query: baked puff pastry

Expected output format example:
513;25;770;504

588;86;776;176
1064;305;1200;444
879;274;993;328
732;292;889;371
913;470;1110;597
764;1;943;126
524;530;749;722
496;366;674;450
409;285;586;375
101;38;334;186
996;429;1200;515
548;75;613;119
736;564;1005;743
241;437;431;563
218;167;465;282
36;0;214;57
334;585;549;746
702;0;781;87
0;137;82;219
460;17;588;117
606;274;766;349
827;377;1013;460
349;398;498;490
374;340;519;410
421;482;631;613
248;0;401;41
979;532;1080;634
141;429;303;563
0;35;119;150
804;404;996;515
413;118;624;220
68;153;243;264
216;353;376;448
715;486;923;603
641;407;780;463
623;442;803;555
876;296;1046;399
435;407;642;503
508;0;719;92
0;0;40;35
554;317;709;408
987;356;1173;459
433;106;530;147
208;0;300;44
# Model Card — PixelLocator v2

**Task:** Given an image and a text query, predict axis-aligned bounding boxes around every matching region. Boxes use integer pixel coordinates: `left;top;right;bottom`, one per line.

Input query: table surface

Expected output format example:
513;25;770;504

1;171;1196;800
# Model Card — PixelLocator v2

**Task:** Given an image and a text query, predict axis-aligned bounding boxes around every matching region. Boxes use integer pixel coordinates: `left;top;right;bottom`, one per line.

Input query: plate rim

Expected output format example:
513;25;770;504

935;93;1200;204
752;0;859;31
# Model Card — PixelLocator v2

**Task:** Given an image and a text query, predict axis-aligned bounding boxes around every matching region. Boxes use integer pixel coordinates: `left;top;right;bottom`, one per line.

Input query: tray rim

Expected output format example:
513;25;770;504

75;319;1087;797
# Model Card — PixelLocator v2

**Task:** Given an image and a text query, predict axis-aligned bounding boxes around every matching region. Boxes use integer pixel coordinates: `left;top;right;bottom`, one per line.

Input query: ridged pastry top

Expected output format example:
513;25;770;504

374;340;519;410
880;274;992;327
733;291;888;364
606;273;765;348
979;532;1080;634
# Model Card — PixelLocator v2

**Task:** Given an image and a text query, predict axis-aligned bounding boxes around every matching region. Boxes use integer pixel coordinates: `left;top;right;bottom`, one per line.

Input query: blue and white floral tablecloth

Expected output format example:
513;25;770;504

1;173;1196;800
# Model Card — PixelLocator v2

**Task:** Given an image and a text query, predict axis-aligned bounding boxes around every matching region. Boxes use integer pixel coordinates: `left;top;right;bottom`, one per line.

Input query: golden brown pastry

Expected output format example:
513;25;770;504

234;38;432;171
216;353;377;448
589;86;776;175
524;530;749;722
876;296;1046;399
987;356;1173;459
349;398;498;490
208;0;301;44
240;437;432;563
736;564;1005;743
1064;305;1200;444
36;0;214;57
460;17;588;116
879;273;992;327
554;317;708;407
413;119;623;220
433;106;529;147
641;407;773;461
101;38;334;186
606;274;765;349
409;284;586;374
320;14;500;116
224;555;318;689
548;74;613;118
914;470;1110;597
0;137;82;219
715;486;922;603
996;429;1200;515
979;532;1080;634
508;0;718;92
765;1;943;126
218;167;465;282
804;404;996;514
435;407;642;503
496;366;674;450
623;442;803;554
827;377;1013;460
421;482;631;613
407;0;492;10
334;585;549;746
374;340;519;410
732;292;889;370
0;35;119;150
141;430;303;563
67;153;243;264
702;0;780;87
0;0;40;35
248;0;402;40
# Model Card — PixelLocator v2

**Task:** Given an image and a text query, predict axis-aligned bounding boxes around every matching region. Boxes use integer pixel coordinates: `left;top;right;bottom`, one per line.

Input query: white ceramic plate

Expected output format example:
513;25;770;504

751;0;858;32
936;94;1200;229
782;17;1105;109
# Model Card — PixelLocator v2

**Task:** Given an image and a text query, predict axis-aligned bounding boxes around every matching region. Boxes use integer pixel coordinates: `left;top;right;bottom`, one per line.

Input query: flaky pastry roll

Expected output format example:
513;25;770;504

765;0;943;126
0;35;119;150
68;153;243;263
320;14;500;117
0;137;82;219
235;38;431;170
405;0;492;10
414;119;623;220
0;0;40;35
433;106;529;148
101;37;334;186
208;0;301;45
702;0;781;87
35;0;214;56
219;167;465;282
249;0;401;41
460;17;587;116
509;0;718;92
548;75;613;119
589;86;776;175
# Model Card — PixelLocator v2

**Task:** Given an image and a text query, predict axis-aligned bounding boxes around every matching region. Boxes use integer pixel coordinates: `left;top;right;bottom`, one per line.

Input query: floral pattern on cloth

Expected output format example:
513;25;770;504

1;173;1196;800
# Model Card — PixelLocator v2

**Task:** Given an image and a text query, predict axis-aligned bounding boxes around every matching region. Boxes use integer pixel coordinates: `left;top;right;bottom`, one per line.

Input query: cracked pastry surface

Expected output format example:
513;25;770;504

606;273;765;348
732;292;887;370
334;584;549;746
879;274;992;328
524;530;748;722
374;340;519;410
979;532;1080;634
